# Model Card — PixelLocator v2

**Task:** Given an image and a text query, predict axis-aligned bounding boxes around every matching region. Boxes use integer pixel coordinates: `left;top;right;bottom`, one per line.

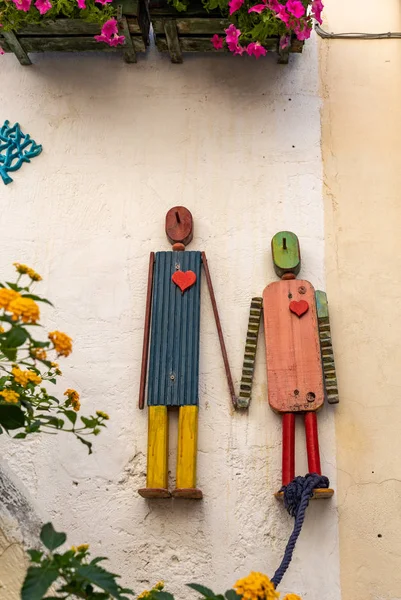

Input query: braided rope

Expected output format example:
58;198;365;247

271;473;330;588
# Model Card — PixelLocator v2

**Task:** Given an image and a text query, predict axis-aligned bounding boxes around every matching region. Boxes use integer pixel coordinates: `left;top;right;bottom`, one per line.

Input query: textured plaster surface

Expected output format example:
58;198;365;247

0;38;339;599
321;1;401;599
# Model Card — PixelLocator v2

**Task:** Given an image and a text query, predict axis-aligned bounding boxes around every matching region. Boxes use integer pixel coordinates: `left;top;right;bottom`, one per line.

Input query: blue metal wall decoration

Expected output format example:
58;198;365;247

0;121;42;185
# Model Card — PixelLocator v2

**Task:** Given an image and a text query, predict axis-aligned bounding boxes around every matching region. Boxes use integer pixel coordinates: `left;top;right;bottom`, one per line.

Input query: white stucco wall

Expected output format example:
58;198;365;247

0;39;339;599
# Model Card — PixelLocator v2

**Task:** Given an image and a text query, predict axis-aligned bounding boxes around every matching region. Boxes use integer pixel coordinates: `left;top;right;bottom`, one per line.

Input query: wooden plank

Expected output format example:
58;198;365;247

316;290;339;404
155;36;282;53
117;0;140;15
175;406;198;490
237;297;263;409
138;406;171;498
2;30;31;65
18;36;145;53
18;18;141;36
163;18;182;63
263;279;324;413
152;17;229;35
278;44;290;65
275;488;334;500
119;14;137;62
271;231;301;277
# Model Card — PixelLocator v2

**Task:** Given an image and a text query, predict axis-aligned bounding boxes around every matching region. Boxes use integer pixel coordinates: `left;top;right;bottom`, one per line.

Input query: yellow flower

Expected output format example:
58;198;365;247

14;263;42;281
0;288;20;310
0;389;20;404
12;367;42;387
64;389;81;411
77;544;89;552
137;591;150;599
31;348;47;361
49;331;72;357
9;297;40;323
70;546;77;553
96;410;109;420
0;326;4;334
154;582;164;591
283;595;302;600
234;572;279;600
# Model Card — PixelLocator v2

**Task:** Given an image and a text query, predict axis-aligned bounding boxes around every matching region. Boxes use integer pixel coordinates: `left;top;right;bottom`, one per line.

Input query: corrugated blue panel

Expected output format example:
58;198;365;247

147;251;202;407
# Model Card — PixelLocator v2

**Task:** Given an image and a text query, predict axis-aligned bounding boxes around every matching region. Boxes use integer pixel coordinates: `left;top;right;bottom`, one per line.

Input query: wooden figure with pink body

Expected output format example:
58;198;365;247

238;231;339;498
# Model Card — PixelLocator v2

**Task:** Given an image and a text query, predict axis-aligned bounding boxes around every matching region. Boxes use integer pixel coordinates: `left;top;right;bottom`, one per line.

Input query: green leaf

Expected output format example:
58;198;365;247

14;432;27;439
27;549;43;563
2;326;28;348
40;522;67;551
63;410;77;425
76;564;125;598
22;293;54;307
187;584;216;597
90;556;108;565
21;565;59;600
31;341;51;348
225;591;242;600
6;282;22;291
76;434;93;454
0;405;25;430
81;416;97;428
1;347;17;361
152;592;175;600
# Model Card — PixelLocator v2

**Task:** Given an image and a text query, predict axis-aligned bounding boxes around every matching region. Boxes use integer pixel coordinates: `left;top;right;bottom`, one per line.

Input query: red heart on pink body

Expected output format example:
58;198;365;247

289;300;309;317
172;270;197;293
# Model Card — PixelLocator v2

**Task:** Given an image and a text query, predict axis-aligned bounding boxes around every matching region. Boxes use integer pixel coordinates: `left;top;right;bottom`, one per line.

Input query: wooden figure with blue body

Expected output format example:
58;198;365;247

238;231;339;499
138;207;236;500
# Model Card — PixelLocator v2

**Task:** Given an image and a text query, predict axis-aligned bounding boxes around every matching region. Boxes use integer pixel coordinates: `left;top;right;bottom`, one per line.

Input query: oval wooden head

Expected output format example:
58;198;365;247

271;231;301;278
165;206;193;246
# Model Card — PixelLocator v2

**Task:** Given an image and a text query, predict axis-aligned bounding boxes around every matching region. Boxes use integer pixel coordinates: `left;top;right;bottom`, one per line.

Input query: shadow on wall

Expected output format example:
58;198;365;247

0;462;43;600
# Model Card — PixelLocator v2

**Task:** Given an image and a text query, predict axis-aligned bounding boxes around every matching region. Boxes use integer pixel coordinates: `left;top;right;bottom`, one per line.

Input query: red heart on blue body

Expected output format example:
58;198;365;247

172;270;197;293
289;300;309;317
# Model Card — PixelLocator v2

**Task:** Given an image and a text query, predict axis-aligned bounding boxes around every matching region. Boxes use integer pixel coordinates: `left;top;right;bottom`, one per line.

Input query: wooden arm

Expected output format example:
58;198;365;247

201;252;237;409
237;297;263;409
315;290;339;405
139;252;155;410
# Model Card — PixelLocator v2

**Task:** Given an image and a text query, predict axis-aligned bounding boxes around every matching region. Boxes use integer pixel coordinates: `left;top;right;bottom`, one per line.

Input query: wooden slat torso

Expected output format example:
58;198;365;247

263;279;324;413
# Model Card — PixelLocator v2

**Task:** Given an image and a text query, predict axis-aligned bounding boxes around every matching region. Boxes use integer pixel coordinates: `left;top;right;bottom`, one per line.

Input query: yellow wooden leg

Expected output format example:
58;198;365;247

138;406;170;499
172;406;202;499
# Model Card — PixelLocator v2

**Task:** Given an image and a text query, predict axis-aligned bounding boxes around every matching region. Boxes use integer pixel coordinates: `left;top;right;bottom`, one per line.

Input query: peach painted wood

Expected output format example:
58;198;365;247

263;279;324;413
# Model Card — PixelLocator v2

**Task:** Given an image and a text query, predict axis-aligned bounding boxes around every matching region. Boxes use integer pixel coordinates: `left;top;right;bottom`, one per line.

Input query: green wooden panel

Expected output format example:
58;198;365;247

152;17;229;35
17;18;141;35
115;0;140;15
18;36;145;52
315;290;339;405
315;289;329;319
271;231;301;277
155;36;282;53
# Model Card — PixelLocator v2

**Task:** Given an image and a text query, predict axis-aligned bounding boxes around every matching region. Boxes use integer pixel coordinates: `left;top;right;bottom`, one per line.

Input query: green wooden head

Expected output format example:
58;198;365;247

271;231;301;278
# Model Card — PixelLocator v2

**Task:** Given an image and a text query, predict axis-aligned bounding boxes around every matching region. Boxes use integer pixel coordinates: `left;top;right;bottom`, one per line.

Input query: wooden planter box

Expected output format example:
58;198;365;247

0;0;150;65
149;0;304;64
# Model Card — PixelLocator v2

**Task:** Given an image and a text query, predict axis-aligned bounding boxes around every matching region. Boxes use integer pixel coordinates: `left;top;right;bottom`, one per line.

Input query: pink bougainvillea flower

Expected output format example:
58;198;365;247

0;46;4;55
294;21;312;40
248;3;268;14
275;4;290;25
227;42;245;55
211;34;224;49
11;0;32;12
286;0;305;18
95;0;113;4
228;0;244;15
312;0;323;24
35;0;52;14
94;18;125;46
267;0;280;9
247;42;267;58
280;33;291;49
76;0;86;8
225;24;241;45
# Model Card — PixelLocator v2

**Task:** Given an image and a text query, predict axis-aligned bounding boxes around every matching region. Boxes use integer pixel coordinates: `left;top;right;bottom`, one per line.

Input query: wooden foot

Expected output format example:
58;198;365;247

275;488;335;500
138;488;171;499
171;488;203;499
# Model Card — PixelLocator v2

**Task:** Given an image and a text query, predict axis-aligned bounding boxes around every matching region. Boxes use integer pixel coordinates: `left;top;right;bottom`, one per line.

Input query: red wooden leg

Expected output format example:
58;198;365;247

282;413;295;486
304;412;321;475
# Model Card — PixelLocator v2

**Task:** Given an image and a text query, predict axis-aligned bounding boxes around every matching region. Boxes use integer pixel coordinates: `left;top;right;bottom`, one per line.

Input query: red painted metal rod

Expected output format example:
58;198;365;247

201;252;237;409
139;252;155;410
282;413;295;486
304;411;322;475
